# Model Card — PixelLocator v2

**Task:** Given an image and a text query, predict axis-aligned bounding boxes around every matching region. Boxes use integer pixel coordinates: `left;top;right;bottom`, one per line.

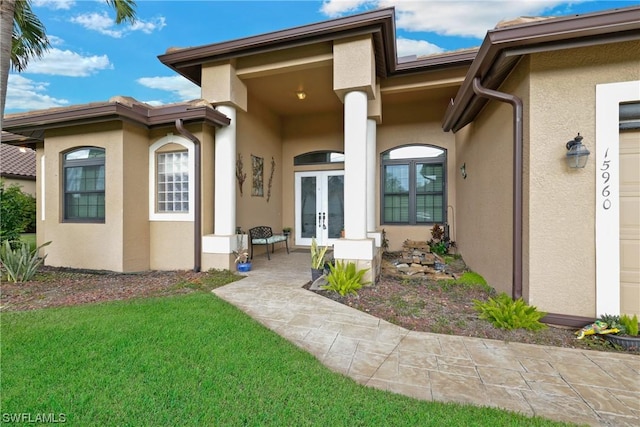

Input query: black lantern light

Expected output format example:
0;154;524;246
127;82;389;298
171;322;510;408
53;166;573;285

565;133;590;169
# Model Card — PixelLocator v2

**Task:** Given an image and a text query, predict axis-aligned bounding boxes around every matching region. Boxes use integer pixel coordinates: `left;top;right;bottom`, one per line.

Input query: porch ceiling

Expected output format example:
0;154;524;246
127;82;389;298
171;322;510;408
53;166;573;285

244;65;463;117
244;66;340;117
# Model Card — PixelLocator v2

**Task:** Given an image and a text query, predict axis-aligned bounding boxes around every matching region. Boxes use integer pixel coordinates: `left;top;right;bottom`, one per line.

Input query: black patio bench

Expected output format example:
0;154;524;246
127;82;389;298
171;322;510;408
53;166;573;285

249;226;289;260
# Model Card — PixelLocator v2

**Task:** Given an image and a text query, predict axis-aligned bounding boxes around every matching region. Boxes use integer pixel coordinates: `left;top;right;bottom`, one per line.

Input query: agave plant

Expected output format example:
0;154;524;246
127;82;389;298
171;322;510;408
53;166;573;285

0;240;51;282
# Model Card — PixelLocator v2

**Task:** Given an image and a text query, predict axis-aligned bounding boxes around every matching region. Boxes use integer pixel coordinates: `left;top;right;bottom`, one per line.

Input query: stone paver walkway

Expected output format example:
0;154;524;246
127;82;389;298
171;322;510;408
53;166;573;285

213;251;640;426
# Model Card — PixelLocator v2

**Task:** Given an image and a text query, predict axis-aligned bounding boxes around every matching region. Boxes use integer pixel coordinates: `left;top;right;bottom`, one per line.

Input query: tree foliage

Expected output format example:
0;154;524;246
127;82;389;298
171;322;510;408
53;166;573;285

0;179;36;242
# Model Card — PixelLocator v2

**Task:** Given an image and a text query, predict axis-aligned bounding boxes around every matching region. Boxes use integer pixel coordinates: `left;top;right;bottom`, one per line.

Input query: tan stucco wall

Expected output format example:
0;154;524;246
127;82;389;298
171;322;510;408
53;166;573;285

122;123;150;271
454;40;640;317
377;99;457;252
39;123;126;271
147;124;217;271
526;40;640;316
454;88;523;296
2;177;36;195
235;94;283;234
333;35;376;100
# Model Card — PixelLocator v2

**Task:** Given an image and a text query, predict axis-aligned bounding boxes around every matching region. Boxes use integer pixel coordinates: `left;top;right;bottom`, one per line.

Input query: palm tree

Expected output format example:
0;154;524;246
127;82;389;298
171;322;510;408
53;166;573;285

1;0;137;123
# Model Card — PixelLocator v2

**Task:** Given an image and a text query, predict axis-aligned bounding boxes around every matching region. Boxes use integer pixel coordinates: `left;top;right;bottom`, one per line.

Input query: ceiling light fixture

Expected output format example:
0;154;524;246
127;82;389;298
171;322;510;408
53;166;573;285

296;91;306;100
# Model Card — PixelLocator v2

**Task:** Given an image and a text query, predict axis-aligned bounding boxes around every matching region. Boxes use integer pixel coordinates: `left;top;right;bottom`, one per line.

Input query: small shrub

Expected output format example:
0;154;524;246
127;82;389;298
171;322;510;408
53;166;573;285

1;181;37;243
322;260;371;296
428;223;455;256
473;293;547;331
0;240;51;282
619;314;639;336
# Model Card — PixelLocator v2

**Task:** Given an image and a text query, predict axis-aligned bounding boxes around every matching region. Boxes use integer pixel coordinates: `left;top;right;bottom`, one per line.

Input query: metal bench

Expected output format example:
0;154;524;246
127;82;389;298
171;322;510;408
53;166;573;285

248;226;289;260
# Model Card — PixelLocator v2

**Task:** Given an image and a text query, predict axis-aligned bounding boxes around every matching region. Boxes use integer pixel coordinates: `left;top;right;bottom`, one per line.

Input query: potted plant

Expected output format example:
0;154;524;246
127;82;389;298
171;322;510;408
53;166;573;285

601;314;640;350
576;314;640;350
233;233;251;272
310;237;329;281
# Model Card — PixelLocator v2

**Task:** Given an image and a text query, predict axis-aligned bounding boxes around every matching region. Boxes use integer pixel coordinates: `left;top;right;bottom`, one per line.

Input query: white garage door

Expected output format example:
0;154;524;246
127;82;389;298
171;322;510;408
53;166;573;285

619;128;640;316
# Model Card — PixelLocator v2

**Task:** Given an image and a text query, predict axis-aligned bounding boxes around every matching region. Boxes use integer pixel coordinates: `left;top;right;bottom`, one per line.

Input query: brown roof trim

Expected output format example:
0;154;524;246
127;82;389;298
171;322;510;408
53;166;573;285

158;7;474;84
2;99;231;148
159;8;399;83
443;5;640;132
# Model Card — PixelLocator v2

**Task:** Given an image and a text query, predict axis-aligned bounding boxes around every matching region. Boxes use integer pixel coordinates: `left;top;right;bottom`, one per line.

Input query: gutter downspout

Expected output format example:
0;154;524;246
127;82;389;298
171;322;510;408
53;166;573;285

175;119;201;273
471;77;523;300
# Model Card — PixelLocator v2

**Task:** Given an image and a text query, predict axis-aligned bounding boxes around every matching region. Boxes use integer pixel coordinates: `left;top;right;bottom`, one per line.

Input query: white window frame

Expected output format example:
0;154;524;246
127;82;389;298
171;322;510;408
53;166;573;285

149;134;194;222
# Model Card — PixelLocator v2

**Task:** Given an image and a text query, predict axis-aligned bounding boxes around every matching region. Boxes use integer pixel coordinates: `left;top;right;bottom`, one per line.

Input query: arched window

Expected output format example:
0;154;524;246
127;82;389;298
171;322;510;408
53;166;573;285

63;147;105;222
381;145;446;224
294;151;344;165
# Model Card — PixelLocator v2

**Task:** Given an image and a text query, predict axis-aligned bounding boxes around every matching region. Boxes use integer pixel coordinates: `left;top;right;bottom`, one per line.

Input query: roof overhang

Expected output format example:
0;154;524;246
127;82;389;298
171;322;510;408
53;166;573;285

442;5;640;132
158;7;475;85
1;99;231;148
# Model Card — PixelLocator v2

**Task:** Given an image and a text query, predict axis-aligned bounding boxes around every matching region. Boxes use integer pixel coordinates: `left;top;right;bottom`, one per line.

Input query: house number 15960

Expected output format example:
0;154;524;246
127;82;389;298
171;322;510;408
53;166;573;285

600;148;611;210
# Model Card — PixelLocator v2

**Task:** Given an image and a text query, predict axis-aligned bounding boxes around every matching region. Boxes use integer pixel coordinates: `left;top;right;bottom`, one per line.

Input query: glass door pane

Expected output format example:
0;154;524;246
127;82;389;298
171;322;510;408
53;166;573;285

300;176;317;239
327;174;344;240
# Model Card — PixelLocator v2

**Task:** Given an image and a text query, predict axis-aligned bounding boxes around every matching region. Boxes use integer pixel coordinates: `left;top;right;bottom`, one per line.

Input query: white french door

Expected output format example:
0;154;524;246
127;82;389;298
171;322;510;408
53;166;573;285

295;171;344;246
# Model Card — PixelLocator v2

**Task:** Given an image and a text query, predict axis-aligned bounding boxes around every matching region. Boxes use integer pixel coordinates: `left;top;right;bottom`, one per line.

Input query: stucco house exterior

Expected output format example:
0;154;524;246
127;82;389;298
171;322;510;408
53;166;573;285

2;6;639;325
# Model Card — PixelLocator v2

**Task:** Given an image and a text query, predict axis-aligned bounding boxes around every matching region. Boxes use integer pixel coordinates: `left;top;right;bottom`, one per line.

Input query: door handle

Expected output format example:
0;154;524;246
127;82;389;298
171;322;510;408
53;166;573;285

322;212;327;229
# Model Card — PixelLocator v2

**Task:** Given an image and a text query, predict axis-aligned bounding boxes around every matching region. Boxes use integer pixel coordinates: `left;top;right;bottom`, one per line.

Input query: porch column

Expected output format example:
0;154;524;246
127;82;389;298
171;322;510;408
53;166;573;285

366;118;376;233
214;105;236;235
344;90;368;240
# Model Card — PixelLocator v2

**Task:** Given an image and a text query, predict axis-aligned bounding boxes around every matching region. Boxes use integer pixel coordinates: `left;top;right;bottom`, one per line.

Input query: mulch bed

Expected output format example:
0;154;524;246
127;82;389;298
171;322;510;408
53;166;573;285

304;255;639;354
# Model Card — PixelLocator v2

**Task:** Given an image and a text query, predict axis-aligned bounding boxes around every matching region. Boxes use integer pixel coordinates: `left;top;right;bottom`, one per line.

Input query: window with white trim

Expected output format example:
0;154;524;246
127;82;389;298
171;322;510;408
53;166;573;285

149;135;194;221
381;145;446;224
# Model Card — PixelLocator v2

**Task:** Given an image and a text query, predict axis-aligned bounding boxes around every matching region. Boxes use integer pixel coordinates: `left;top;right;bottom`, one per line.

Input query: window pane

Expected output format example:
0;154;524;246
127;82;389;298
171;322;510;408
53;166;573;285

383;195;409;222
416;164;443;193
157;151;189;213
383;146;444;160
416;195;443;223
384;165;409;193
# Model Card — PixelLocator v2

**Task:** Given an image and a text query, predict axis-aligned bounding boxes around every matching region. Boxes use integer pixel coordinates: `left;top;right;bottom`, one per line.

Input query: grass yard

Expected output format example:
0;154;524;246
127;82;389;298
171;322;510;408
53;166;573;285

1;293;570;426
19;233;36;251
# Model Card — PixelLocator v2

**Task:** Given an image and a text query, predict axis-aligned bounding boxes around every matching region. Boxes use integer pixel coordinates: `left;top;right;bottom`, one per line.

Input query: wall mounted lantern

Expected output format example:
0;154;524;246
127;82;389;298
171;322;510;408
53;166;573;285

565;133;590;169
296;91;306;100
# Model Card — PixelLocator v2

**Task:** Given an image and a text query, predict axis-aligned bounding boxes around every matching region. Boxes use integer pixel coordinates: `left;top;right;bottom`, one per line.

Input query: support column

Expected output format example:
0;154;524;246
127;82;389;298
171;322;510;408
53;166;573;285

202;104;238;269
343;90;368;240
334;90;376;283
366;118;376;233
214;105;237;235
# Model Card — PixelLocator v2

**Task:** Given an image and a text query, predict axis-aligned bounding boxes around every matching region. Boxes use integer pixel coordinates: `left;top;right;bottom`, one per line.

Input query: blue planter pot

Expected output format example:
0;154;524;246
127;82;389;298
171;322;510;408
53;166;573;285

237;262;252;272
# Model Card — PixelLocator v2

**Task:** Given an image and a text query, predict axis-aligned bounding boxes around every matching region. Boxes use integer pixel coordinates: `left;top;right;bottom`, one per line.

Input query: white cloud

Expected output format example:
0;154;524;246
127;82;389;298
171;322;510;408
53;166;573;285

70;12;166;38
32;0;75;10
396;37;444;58
321;0;373;17
6;75;69;112
322;0;569;38
136;76;201;102
24;48;112;77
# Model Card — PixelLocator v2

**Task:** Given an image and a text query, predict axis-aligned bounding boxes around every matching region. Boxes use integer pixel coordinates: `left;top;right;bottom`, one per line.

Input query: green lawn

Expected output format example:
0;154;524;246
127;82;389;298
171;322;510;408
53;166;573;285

1;293;570;426
19;233;36;251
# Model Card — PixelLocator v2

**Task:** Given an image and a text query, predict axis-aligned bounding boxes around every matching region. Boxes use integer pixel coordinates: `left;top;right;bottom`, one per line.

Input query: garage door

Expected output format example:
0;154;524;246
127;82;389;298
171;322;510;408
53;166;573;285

619;128;640;316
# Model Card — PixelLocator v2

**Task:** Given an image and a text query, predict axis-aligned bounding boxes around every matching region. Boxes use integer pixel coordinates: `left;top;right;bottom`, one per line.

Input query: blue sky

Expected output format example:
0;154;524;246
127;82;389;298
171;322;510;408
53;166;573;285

5;0;638;113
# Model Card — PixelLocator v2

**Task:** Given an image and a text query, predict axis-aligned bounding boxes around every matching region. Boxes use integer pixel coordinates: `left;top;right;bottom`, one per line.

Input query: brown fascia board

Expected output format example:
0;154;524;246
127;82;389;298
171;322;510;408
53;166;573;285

2;102;230;147
443;5;640;132
158;8;398;84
